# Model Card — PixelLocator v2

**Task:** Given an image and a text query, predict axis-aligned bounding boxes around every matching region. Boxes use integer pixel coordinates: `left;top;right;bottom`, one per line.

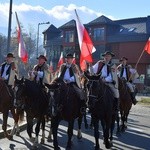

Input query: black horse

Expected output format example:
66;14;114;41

45;77;83;150
118;77;132;132
15;77;49;148
84;72;115;150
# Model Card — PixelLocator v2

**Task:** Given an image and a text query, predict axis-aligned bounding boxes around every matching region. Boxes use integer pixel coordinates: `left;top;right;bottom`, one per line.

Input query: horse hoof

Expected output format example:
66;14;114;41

94;145;100;150
77;134;82;139
54;146;61;150
105;142;112;149
16;131;20;136
47;136;53;142
40;138;45;144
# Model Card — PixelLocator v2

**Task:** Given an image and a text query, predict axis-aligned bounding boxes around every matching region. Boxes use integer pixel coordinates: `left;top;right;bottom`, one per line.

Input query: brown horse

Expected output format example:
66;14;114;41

118;77;132;132
0;79;24;139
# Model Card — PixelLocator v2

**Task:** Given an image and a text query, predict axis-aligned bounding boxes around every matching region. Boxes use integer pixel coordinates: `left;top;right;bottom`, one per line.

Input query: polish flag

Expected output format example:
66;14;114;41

15;12;28;63
57;52;64;69
75;9;96;71
144;37;150;54
72;53;76;64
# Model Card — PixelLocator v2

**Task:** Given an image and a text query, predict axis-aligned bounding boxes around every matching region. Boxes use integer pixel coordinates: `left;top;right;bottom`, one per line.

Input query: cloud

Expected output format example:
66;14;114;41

0;2;116;35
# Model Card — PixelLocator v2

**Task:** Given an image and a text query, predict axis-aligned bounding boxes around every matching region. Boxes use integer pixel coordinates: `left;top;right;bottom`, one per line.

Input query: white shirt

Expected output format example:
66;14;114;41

63;66;75;82
91;62;113;82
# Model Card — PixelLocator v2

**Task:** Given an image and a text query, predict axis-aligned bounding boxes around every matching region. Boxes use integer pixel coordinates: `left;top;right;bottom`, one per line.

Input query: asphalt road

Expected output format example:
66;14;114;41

0;103;149;150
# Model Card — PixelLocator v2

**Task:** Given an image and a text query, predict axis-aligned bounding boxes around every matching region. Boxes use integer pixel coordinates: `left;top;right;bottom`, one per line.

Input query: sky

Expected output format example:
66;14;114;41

0;0;150;39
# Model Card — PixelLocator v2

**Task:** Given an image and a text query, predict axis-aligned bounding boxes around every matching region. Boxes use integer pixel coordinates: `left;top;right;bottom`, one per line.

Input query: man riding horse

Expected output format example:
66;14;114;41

0;53;18;106
28;55;50;85
117;57;138;105
57;53;86;114
88;51;119;111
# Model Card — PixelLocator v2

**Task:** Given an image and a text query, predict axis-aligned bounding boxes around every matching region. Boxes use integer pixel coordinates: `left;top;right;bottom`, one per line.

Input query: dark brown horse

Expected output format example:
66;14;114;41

45;77;82;150
118;77;132;132
15;77;49;149
0;79;23;139
84;72;116;150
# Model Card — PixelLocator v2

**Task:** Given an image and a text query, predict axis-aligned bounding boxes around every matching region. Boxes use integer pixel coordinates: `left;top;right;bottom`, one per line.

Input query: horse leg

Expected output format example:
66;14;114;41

115;110;120;136
40;116;45;144
26;116;33;141
77;116;82;139
67;120;74;149
51;117;61;150
93;118;100;150
84;112;88;129
47;120;53;142
2;110;9;139
104;122;112;149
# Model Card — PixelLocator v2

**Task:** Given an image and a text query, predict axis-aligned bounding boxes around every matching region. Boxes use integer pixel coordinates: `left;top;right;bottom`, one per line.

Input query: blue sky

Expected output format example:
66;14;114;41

0;0;150;37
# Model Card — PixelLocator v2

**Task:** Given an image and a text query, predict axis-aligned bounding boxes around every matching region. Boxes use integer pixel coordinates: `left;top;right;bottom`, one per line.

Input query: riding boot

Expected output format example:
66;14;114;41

130;92;137;105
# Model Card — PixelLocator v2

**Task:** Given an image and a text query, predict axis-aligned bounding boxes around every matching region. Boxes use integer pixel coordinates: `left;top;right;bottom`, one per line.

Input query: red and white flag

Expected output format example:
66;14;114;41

57;52;64;69
144;37;150;54
75;9;96;71
72;53;76;64
15;12;28;63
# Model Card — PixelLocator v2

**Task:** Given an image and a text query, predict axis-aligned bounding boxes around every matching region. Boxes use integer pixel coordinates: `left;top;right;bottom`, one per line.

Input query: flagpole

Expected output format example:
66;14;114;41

134;49;145;69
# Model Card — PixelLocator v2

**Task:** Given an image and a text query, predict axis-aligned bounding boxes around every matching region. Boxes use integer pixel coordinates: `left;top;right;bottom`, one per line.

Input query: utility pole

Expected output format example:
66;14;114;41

7;0;13;53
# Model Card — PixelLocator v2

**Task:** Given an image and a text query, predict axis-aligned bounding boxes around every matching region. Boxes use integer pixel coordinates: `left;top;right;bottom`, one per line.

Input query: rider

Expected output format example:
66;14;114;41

117;57;138;105
58;53;86;114
88;51;119;111
28;55;50;85
0;53;18;105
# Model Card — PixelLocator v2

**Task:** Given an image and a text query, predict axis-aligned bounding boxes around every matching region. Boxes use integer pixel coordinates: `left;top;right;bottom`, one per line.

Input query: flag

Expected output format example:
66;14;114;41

144;37;150;54
57;52;64;69
75;9;96;71
15;12;28;63
72;53;76;64
49;60;54;72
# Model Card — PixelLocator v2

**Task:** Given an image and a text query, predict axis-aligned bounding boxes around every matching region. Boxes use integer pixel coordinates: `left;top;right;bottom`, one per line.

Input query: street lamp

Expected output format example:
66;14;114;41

37;21;50;57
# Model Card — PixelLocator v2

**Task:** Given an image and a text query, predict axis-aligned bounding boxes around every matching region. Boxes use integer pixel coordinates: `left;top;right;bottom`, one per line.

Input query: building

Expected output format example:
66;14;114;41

43;15;150;86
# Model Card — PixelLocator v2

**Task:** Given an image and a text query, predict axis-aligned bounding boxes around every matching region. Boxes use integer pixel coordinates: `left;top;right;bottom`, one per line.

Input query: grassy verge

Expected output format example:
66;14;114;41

138;98;150;105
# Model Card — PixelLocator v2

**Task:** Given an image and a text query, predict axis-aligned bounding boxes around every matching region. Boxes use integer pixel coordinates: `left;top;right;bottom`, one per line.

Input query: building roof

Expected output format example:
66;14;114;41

59;19;76;29
43;24;61;34
87;15;118;25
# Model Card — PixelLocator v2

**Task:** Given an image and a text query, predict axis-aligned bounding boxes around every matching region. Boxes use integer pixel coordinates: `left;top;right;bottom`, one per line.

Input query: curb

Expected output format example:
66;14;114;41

0;121;27;139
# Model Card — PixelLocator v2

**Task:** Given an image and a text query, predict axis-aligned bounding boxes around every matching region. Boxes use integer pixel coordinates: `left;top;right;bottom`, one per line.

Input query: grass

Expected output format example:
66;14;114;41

139;98;150;105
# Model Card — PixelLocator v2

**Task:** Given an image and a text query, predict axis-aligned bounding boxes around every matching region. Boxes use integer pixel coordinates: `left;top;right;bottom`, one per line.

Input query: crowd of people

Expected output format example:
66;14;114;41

0;51;139;109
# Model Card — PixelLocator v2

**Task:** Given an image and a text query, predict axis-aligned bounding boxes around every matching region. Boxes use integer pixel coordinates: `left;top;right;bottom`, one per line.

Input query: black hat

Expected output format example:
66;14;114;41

65;53;74;58
102;51;115;57
6;53;15;58
119;57;128;62
37;55;47;61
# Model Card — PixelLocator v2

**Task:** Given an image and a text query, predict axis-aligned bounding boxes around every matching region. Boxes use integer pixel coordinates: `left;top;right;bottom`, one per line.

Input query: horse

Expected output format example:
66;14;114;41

118;77;132;132
45;77;83;150
15;77;49;148
0;78;24;139
84;72;116;150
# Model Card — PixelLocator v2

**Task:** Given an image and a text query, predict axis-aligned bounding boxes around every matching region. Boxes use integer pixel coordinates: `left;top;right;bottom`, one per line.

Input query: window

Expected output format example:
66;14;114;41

65;31;74;43
128;28;135;32
93;28;105;41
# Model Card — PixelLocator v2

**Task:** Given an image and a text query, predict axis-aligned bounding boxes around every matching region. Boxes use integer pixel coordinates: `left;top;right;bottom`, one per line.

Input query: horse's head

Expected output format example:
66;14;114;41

14;77;26;108
84;72;103;110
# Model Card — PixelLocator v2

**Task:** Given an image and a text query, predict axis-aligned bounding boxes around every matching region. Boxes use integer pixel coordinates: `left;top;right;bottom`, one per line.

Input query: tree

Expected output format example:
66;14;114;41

0;34;7;63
